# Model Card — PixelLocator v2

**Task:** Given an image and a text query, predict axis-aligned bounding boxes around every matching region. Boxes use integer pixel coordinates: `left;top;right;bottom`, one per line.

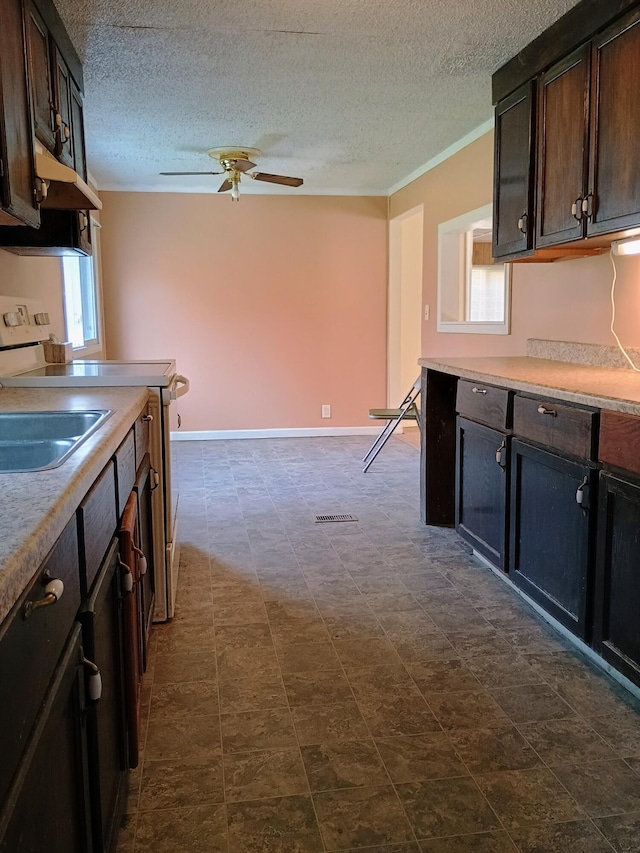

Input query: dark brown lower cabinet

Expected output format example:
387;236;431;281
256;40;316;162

79;539;127;853
0;624;93;852
456;417;510;571
509;439;597;639
594;471;640;688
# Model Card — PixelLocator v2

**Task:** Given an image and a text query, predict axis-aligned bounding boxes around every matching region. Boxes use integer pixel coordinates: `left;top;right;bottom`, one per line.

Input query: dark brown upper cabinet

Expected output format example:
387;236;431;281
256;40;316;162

0;0;40;228
53;45;74;168
70;80;87;179
492;81;536;259
588;7;640;236
26;2;86;174
492;0;640;261
535;44;591;248
25;1;57;153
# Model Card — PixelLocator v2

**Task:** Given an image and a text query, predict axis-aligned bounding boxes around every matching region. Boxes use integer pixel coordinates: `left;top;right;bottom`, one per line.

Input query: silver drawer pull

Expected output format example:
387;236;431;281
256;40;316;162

82;657;103;702
537;405;557;417
133;543;148;576
495;440;506;469
142;414;153;423
23;577;64;619
576;476;589;507
472;387;487;395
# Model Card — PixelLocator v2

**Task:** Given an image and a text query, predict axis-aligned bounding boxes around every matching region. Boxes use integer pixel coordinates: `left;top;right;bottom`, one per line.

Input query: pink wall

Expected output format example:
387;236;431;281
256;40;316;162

100;193;387;431
0;251;67;341
390;131;640;358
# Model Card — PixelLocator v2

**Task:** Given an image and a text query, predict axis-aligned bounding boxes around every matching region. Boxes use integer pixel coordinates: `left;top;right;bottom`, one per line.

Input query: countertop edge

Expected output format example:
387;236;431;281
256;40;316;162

419;356;640;416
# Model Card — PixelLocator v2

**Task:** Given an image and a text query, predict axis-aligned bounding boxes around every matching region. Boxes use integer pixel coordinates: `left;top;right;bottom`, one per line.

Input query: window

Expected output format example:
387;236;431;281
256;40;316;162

62;217;103;354
437;203;511;335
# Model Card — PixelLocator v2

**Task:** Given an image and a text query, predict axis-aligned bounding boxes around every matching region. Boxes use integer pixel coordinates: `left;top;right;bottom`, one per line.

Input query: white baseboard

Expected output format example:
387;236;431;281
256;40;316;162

171;426;384;441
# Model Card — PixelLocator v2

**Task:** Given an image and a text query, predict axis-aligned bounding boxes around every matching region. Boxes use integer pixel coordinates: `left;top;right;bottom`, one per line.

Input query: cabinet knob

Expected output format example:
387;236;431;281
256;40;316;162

537;405;557;417
23;577;64;619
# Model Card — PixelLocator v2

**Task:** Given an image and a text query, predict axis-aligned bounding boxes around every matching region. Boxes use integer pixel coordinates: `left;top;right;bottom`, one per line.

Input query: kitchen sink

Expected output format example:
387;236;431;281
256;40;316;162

0;410;112;473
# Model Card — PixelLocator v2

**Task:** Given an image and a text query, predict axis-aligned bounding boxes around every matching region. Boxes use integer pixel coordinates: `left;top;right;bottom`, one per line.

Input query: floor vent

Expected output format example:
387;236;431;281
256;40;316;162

314;514;359;524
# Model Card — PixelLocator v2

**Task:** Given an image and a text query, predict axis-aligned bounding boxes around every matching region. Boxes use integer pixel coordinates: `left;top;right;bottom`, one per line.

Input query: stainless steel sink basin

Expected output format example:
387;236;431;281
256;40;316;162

0;410;112;473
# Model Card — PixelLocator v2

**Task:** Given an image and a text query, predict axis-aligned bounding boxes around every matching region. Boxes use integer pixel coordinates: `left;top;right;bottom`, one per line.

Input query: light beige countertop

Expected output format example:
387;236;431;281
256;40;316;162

419;355;640;415
0;385;149;624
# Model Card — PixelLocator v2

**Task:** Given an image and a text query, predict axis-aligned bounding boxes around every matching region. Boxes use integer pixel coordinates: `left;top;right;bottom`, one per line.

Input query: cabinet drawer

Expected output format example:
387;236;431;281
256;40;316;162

78;460;117;594
456;379;511;429
134;407;150;471
599;409;640;476
115;429;135;518
513;394;598;460
0;517;80;805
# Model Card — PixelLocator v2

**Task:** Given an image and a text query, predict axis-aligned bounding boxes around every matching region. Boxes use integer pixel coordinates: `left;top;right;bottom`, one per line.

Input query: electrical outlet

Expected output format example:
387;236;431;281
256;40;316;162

321;404;331;418
424;304;430;321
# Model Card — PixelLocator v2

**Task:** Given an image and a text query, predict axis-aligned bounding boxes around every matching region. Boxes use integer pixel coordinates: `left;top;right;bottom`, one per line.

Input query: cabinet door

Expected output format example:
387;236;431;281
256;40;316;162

587;8;640;236
25;2;56;153
594;472;640;688
52;46;73;167
0;517;80;807
80;540;127;853
535;44;591;247
0;625;93;853
493;81;535;259
509;439;596;639
456;418;509;571
0;0;39;228
70;80;87;179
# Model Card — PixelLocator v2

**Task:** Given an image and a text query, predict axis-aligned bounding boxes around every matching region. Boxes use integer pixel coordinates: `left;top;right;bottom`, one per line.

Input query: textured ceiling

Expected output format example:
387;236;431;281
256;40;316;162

55;0;582;195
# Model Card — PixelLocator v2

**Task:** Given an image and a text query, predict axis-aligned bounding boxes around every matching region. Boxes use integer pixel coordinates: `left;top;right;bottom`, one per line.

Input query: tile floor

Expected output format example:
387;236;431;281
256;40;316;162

117;436;640;852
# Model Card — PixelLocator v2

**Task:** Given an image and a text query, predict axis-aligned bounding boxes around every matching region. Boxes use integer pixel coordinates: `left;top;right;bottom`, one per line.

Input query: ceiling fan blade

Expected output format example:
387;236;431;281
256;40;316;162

232;159;257;173
159;171;222;176
218;178;232;193
250;172;303;187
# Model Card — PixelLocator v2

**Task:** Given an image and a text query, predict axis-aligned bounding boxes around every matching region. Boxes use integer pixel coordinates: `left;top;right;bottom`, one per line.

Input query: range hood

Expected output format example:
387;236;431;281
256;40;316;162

34;144;102;211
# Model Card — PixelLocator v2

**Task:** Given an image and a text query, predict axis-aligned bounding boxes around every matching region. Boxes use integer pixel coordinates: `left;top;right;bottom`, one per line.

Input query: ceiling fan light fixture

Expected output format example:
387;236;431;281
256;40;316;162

231;179;240;202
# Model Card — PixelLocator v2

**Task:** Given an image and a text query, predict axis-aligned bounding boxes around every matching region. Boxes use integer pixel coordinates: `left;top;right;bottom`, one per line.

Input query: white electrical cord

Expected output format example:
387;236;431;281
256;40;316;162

610;247;640;373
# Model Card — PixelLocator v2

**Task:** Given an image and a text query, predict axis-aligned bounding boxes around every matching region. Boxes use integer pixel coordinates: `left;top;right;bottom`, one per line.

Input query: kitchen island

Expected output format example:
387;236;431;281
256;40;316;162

419;346;640;693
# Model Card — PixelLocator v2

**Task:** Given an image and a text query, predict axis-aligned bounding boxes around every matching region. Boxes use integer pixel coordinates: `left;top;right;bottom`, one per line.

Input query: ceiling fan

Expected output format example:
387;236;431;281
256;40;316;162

160;147;303;201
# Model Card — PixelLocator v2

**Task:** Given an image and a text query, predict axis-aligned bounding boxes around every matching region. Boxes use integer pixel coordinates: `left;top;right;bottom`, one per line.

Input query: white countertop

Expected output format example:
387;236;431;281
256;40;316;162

0;386;149;624
419;355;640;416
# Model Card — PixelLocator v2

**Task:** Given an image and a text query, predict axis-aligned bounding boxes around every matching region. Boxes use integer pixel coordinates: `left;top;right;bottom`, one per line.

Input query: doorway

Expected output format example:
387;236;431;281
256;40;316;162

388;204;424;415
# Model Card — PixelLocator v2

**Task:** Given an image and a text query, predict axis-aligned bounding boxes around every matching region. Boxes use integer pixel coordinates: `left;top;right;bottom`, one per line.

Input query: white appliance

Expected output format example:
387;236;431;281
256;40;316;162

0;296;189;621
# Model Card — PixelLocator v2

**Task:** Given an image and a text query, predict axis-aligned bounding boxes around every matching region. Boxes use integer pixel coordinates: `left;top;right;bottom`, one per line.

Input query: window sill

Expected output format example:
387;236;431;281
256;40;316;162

72;342;104;358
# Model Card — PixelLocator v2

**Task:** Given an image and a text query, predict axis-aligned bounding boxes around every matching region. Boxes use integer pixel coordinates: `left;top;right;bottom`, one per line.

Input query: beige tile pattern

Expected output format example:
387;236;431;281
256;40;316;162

116;436;640;852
